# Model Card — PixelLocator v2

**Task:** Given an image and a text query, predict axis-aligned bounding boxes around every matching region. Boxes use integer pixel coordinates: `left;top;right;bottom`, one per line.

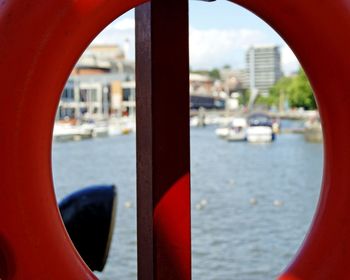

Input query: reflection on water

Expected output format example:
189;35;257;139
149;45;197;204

52;121;322;279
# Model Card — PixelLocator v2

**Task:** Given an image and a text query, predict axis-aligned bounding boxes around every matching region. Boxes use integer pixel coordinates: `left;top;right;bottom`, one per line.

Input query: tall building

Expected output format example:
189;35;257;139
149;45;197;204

246;45;282;96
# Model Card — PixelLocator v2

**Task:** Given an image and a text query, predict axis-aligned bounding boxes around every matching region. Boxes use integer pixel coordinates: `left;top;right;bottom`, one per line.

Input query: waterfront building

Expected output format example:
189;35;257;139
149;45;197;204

57;44;135;121
72;45;134;77
57;74;135;121
219;68;249;93
246;45;283;96
189;73;214;96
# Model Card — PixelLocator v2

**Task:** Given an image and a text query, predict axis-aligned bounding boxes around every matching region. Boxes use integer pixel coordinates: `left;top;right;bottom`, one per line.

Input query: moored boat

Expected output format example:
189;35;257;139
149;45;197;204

53;123;94;142
226;118;247;142
215;117;247;141
246;113;275;143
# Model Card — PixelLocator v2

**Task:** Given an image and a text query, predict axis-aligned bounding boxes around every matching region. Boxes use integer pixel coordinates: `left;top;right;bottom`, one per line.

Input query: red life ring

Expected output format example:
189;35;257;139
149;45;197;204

231;0;350;279
0;0;144;278
1;0;349;279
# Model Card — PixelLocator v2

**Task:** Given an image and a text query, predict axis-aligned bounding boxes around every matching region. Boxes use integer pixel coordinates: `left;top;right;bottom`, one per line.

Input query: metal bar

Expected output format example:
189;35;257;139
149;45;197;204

135;0;191;279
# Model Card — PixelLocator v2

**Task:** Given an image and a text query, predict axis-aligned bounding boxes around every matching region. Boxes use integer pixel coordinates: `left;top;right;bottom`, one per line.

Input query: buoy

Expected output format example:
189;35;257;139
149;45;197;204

249;197;258;205
124;201;133;208
200;199;208;206
228;179;235;186
195;199;208;210
273;200;283;207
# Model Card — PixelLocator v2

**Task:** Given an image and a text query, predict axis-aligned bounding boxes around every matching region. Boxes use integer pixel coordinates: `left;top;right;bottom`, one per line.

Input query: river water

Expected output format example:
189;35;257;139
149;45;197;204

52;121;323;280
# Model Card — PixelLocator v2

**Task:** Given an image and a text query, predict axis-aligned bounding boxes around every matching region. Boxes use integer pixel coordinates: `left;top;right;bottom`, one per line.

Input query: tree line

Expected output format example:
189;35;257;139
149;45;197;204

256;68;316;110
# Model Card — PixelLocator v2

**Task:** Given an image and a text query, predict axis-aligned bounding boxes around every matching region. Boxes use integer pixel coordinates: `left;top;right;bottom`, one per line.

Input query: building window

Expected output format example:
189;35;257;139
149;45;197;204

123;88;131;101
62;88;74;102
80;89;87;102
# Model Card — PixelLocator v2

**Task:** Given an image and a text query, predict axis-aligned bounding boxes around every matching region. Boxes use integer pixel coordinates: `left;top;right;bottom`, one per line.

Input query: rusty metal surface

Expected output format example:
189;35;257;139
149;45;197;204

135;0;191;279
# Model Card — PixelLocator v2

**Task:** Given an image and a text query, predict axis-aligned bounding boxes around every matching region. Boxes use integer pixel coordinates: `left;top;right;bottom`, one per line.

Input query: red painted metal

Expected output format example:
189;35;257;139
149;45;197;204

135;1;191;279
229;0;350;279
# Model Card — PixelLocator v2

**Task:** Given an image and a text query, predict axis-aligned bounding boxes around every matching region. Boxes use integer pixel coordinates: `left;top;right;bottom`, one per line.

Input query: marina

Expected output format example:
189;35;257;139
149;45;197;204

53;121;323;279
53;117;135;141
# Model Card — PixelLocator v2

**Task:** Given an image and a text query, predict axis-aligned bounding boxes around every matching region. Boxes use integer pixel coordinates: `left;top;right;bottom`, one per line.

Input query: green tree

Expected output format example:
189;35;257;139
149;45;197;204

238;89;250;106
288;69;316;109
254;77;291;107
208;68;221;80
191;68;221;80
267;76;293;108
268;68;316;110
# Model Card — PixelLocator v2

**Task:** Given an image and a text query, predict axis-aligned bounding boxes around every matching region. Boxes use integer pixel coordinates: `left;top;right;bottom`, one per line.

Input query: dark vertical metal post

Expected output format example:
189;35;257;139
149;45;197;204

135;0;191;279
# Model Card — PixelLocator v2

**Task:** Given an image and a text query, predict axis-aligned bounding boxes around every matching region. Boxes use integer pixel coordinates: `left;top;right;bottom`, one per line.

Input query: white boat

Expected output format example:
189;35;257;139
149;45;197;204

190;116;201;127
92;122;109;138
53;123;94;142
226;118;247;142
108;116;135;136
215;118;247;141
215;126;230;138
246;126;273;143
246;113;275;143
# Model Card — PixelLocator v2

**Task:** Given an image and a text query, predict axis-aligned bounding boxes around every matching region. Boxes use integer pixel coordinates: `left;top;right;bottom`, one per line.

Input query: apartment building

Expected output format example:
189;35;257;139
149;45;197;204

246;45;282;96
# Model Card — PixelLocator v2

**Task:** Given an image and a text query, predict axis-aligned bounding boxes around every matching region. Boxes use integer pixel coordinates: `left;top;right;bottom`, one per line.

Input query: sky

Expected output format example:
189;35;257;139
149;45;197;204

92;0;299;75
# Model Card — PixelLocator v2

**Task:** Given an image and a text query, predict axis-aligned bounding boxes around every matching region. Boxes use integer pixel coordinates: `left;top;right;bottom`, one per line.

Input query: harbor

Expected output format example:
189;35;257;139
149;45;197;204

190;109;321;142
49;40;323;278
54;106;322;144
53;122;323;279
2;0;350;277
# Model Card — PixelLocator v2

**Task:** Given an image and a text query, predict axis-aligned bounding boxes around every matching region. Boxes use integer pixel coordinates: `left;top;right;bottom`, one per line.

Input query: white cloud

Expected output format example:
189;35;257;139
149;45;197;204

281;44;300;75
92;18;136;60
189;27;300;73
90;19;300;74
189;27;267;69
111;18;135;31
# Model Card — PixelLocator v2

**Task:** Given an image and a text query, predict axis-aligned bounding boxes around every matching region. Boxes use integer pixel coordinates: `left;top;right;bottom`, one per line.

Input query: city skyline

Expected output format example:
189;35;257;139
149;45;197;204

92;1;299;74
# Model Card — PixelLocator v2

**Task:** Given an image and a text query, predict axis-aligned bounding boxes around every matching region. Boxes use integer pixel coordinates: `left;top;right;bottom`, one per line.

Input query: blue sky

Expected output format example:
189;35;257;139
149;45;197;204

93;0;299;74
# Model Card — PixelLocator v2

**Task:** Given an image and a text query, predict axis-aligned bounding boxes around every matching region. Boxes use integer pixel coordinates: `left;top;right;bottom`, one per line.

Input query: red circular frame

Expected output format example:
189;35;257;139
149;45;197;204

0;0;349;279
